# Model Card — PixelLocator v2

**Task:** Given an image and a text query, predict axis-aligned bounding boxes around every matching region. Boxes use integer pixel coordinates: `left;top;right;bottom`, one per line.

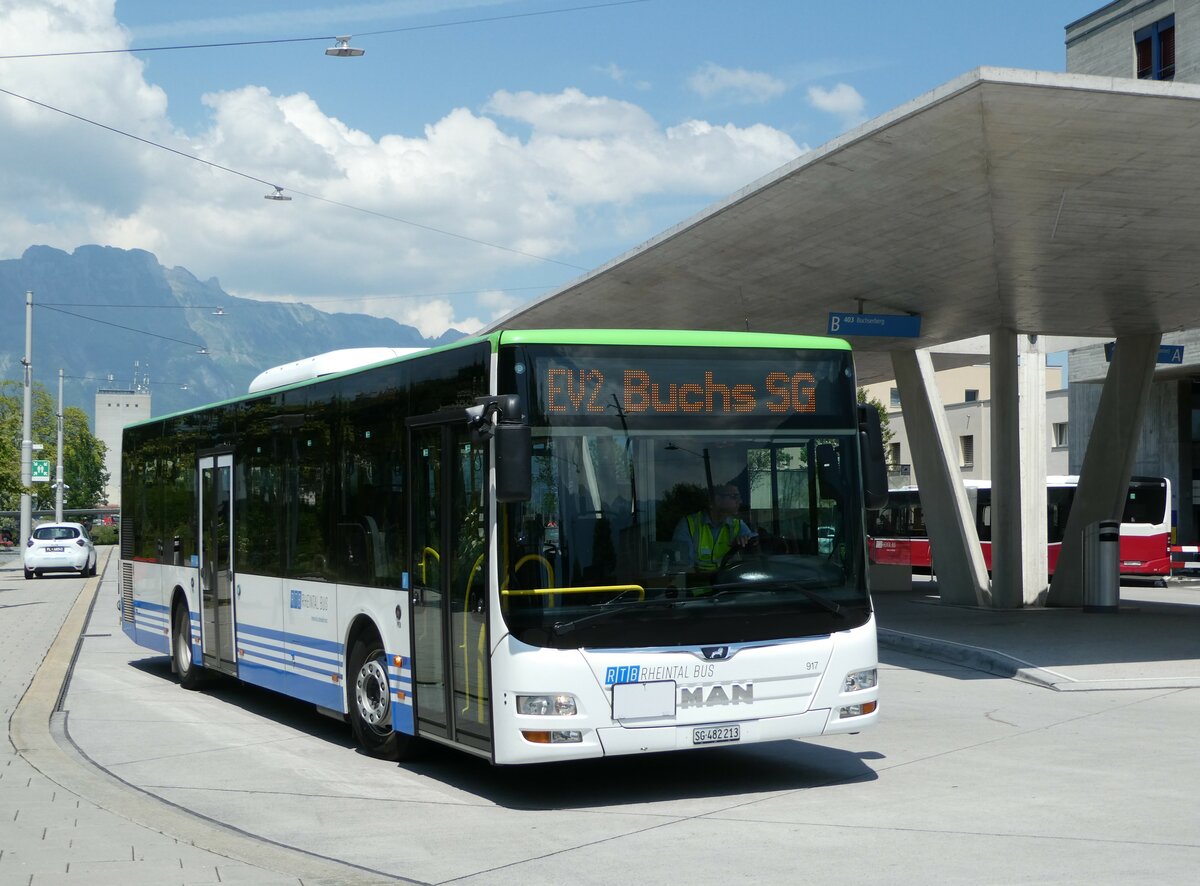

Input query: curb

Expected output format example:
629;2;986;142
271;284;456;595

879;628;1067;690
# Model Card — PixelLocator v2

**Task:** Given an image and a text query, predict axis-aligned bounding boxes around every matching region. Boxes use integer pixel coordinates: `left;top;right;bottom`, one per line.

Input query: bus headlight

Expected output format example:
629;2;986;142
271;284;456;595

516;694;577;716
843;668;877;692
839;701;878;718
521;730;584;744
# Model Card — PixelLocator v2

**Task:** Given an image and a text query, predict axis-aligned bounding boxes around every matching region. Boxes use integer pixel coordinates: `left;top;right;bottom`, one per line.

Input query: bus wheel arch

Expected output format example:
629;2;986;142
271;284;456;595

171;588;205;690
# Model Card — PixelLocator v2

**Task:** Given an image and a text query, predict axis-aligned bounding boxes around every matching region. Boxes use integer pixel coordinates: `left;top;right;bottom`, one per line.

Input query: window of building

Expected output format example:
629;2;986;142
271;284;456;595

959;435;974;469
888;441;901;467
964;389;979;403
1053;422;1068;448
889;387;900;408
1135;15;1175;81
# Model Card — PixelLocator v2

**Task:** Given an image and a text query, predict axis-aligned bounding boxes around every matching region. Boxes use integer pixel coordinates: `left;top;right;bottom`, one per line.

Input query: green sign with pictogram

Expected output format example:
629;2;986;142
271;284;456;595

31;460;50;482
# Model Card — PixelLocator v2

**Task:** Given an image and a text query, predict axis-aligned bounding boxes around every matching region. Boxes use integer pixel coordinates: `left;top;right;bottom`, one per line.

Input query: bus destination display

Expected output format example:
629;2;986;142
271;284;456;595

540;359;835;418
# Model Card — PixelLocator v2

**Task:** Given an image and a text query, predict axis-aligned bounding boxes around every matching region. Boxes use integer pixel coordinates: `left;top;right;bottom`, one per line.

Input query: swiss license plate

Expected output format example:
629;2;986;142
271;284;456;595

693;724;740;745
46;546;64;552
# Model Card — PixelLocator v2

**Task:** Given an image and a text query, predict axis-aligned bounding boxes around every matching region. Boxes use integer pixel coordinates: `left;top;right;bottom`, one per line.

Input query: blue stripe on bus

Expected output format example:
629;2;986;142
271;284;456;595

393;701;414;735
123;619;170;654
237;621;343;654
125;601;170;653
235;634;342;669
126;607;411;730
237;657;343;709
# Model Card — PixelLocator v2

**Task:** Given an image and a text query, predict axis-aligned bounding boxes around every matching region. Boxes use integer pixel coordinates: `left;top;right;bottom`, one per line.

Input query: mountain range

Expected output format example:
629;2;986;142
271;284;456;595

0;245;464;424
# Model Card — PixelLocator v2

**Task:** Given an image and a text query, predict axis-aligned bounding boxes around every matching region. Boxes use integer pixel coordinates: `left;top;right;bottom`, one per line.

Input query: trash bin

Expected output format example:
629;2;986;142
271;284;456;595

1083;520;1120;613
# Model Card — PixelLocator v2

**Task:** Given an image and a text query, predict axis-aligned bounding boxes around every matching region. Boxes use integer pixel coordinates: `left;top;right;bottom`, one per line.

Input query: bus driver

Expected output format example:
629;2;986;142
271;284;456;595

673;483;757;574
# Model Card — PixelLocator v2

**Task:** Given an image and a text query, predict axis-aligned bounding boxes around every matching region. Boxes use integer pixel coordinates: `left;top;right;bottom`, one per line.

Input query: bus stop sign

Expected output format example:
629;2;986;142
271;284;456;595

1103;342;1184;364
827;312;921;338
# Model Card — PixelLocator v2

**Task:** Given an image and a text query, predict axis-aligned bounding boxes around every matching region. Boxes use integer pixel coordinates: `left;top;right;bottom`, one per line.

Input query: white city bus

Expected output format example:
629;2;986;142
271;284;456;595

119;329;887;764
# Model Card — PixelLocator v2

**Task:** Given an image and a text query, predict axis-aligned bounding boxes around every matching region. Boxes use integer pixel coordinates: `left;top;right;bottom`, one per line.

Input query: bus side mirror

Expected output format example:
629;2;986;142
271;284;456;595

858;404;889;512
494;423;532;502
466;395;532;503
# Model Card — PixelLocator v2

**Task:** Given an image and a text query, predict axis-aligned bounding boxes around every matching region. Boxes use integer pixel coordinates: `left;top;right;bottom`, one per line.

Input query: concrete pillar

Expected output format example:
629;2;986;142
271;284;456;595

1048;333;1161;607
989;330;1048;608
892;349;990;606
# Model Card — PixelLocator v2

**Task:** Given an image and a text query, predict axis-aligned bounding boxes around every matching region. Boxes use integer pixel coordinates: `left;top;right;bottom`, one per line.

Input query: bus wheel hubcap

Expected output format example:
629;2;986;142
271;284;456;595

356;657;389;728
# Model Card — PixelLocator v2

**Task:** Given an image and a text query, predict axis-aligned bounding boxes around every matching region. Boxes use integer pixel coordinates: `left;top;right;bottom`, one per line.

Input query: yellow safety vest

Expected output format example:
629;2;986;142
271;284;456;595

686;514;738;572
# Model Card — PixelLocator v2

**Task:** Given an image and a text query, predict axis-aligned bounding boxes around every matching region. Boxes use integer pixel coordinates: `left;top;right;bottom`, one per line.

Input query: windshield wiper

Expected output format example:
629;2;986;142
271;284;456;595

703;581;847;617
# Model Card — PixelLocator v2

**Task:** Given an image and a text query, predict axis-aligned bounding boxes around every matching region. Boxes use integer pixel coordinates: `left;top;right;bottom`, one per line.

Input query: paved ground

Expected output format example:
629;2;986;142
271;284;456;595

1;548;374;884
874;576;1200;690
4;547;1200;884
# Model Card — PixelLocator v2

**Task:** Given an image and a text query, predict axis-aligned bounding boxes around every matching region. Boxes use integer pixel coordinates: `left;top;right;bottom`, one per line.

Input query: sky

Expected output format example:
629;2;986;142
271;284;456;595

0;0;1105;339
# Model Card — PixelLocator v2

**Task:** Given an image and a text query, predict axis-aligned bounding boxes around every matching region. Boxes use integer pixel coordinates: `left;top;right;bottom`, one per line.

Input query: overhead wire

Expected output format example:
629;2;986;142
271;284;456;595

0;1;651;60
37;304;210;350
0;83;589;271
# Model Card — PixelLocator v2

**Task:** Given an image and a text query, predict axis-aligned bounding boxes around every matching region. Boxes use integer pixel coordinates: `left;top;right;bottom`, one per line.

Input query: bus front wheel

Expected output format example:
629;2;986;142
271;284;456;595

173;603;205;690
349;636;408;760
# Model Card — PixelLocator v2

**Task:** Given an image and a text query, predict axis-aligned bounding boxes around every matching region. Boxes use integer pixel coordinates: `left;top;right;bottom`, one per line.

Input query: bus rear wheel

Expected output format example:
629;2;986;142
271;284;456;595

348;635;415;760
173;603;205;690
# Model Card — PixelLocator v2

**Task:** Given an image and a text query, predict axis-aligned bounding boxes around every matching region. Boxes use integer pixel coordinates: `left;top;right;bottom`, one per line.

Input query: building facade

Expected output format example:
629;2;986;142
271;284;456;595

94;385;151;507
1066;2;1200;541
1067;0;1197;81
861;364;1069;489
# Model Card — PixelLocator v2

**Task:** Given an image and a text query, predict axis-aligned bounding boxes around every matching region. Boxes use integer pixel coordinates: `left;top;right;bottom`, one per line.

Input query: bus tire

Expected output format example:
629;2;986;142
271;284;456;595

348;635;404;760
173;602;205;690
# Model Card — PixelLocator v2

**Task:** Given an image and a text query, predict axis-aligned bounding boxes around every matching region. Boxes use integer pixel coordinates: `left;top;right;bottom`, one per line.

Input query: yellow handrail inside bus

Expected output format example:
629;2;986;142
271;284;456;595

501;554;555;604
418;546;440;584
462;552;486;720
500;584;645;600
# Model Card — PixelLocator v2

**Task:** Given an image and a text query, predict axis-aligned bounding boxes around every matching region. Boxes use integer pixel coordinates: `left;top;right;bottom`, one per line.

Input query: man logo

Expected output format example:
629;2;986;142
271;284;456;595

680;682;753;708
702;646;730;661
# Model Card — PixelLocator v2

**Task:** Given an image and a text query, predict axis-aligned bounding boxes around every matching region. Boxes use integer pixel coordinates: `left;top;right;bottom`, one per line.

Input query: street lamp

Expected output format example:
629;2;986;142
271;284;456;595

325;36;364;57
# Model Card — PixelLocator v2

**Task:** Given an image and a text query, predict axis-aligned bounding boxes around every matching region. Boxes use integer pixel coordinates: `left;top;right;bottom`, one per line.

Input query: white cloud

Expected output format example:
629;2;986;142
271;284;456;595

397;298;486;338
0;0;804;338
807;83;867;127
687;63;787;104
594;62;650;91
486;88;656;138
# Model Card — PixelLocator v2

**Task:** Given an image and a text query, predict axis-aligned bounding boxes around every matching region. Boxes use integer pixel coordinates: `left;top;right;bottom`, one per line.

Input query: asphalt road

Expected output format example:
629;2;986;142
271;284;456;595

8;551;1200;884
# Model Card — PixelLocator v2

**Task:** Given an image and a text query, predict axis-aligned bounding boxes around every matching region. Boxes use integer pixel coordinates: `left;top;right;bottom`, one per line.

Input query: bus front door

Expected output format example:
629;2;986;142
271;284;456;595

197;453;237;676
409;419;491;756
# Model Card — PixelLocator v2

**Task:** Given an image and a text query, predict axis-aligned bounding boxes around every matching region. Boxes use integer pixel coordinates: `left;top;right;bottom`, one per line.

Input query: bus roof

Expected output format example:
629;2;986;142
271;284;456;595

495;329;850;350
125;328;852;429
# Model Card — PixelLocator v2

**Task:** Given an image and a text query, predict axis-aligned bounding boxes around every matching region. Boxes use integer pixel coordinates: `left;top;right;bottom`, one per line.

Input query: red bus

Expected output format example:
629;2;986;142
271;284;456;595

868;476;1172;579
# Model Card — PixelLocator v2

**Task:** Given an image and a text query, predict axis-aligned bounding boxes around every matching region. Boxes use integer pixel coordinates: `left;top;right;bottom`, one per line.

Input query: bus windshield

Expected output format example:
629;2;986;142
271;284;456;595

497;343;871;650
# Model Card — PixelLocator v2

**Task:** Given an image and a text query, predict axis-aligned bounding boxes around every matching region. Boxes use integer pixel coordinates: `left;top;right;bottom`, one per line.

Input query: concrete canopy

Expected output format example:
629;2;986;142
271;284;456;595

492;67;1200;385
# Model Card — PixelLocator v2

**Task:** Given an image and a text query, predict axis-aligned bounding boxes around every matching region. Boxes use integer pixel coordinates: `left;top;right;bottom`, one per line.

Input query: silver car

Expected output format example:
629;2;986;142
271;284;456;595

24;522;97;579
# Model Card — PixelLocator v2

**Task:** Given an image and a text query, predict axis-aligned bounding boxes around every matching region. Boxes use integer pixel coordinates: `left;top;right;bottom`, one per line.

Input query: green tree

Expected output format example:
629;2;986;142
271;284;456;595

857;387;895;464
0;380;108;510
59;407;109;508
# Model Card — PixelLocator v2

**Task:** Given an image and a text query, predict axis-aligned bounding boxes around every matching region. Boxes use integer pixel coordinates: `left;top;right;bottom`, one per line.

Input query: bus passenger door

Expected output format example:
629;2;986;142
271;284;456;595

197;453;237;675
409;418;491;756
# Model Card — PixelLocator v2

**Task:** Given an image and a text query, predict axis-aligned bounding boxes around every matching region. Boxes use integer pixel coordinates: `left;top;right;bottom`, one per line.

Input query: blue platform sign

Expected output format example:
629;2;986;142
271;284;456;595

827;312;921;338
1103;342;1184;364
